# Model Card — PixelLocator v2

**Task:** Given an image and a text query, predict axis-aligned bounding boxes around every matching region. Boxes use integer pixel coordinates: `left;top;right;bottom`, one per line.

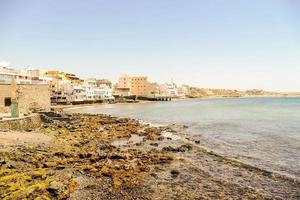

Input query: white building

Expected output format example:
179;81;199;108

0;67;44;84
177;85;191;98
71;85;86;102
97;84;114;100
83;86;95;100
159;83;178;97
82;79;114;101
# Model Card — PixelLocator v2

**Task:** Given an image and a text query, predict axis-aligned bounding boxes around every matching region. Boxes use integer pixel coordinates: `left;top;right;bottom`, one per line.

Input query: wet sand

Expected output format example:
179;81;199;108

0;113;299;199
0;131;54;147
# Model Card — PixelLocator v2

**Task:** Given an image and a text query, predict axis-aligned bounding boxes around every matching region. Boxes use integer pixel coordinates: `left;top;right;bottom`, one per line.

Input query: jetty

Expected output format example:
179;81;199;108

137;96;172;101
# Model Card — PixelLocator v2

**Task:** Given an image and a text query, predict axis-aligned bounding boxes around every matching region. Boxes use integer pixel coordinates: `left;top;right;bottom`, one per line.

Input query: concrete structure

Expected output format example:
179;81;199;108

0;84;51;116
116;74;151;96
0;84;12;114
0;113;42;131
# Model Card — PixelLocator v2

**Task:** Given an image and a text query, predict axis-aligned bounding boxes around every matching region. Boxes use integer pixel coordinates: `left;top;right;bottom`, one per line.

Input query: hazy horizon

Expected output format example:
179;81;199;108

1;0;300;92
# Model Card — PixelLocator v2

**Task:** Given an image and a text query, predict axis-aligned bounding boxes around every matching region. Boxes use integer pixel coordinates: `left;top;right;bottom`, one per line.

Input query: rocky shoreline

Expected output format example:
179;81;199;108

0;113;299;199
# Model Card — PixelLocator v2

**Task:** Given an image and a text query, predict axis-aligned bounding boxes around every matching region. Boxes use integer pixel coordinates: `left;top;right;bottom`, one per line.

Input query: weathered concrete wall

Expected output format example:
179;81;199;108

0;114;42;131
17;84;51;114
0;84;51;115
0;84;11;113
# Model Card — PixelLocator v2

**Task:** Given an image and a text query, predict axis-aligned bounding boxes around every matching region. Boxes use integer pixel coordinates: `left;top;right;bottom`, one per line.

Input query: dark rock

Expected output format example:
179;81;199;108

6;161;17;169
0;159;6;166
47;181;64;197
110;154;126;160
78;153;92;159
56;165;65;170
170;169;180;178
162;144;193;152
150;143;159;147
150;173;158;178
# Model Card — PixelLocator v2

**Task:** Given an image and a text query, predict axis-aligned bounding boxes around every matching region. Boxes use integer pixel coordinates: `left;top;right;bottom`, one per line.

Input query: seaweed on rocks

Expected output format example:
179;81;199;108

0;113;299;199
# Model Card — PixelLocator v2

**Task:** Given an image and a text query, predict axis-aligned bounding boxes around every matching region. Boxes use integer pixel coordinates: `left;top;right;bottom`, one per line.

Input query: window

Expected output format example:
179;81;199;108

4;97;11;107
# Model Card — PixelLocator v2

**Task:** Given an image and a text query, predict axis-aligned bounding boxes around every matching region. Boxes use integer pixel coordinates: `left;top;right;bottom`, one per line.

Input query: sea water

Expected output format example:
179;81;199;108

71;97;300;179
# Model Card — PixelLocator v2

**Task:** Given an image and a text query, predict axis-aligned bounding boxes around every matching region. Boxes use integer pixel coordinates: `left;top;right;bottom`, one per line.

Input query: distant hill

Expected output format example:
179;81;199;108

187;87;298;98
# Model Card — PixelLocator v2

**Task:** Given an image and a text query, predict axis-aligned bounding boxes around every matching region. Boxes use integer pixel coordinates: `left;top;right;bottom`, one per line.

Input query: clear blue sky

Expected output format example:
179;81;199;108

0;0;299;92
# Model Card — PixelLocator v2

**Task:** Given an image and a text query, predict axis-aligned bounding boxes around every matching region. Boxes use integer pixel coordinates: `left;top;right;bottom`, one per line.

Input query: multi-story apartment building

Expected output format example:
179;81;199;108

116;74;151;96
117;74;132;89
0;67;44;84
148;82;160;97
71;85;86;102
130;76;149;96
41;71;83;103
81;78;114;101
159;83;178;97
41;71;82;93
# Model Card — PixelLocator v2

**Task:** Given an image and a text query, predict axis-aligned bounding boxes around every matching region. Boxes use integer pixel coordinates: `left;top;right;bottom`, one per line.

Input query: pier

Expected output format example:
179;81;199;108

137;96;172;101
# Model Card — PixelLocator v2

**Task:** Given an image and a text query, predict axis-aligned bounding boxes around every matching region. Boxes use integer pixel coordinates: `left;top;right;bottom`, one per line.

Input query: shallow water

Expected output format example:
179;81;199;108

70;97;300;179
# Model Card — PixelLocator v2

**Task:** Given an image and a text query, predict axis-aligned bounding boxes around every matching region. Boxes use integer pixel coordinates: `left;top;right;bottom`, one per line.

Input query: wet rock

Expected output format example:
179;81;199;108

56;165;66;170
54;151;69;158
0;159;6;166
170;169;180;178
150;143;159;147
195;140;200;144
101;166;112;177
162;144;193;152
43;161;57;168
150;173;158;178
109;153;127;160
6;161;18;169
78;152;92;159
47;181;64;197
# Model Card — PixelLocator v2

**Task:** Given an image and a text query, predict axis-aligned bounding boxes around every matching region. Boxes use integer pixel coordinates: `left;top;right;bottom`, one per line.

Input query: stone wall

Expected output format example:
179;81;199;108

0;114;42;131
17;84;51;114
0;84;51;115
0;84;12;113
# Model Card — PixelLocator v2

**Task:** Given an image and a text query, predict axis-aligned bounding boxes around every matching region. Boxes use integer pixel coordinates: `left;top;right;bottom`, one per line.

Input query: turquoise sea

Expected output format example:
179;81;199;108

70;97;300;179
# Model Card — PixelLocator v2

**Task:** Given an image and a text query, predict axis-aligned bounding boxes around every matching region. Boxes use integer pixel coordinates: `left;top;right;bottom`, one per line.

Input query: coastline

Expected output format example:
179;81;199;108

61;96;300;181
60;96;300;180
66;105;300;181
49;95;298;113
0;112;299;199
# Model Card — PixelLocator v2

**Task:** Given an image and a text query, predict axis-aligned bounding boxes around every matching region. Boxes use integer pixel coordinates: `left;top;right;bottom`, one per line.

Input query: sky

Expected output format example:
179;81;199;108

0;0;300;92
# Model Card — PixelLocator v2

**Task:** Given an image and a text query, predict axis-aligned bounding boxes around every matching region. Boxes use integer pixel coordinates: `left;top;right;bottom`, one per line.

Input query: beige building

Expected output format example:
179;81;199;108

116;74;151;96
117;74;132;89
148;82;160;97
0;83;51;116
